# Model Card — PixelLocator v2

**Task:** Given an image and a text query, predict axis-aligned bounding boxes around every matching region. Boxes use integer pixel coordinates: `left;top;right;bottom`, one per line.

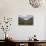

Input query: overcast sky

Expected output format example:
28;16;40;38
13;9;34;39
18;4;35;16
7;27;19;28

19;15;33;20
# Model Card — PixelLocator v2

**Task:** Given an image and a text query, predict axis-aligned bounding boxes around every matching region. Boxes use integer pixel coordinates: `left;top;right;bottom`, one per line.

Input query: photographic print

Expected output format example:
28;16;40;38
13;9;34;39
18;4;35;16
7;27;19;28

18;15;33;25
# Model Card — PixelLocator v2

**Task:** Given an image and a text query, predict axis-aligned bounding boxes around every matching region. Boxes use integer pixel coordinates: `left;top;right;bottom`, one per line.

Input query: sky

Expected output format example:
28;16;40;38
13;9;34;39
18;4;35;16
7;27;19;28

19;15;33;20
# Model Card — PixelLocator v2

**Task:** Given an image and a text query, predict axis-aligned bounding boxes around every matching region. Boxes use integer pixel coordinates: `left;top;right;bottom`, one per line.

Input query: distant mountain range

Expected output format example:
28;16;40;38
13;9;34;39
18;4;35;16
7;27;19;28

19;15;33;20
